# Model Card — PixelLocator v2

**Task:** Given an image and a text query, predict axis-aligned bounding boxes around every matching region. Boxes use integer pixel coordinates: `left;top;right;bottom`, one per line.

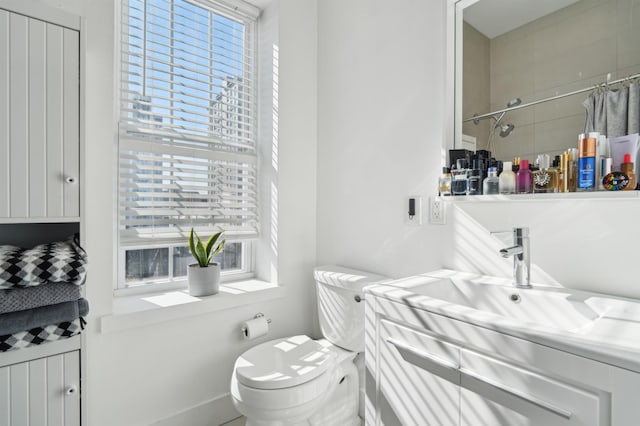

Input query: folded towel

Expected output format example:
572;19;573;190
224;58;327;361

0;298;89;336
0;235;87;289
0;318;83;352
0;282;82;314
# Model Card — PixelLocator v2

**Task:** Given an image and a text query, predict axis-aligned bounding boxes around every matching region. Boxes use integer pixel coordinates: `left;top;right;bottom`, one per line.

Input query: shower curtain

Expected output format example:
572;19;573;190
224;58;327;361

583;81;640;137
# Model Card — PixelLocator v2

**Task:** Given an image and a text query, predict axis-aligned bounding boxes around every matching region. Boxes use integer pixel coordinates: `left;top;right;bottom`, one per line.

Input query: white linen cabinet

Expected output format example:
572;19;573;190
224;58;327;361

0;347;80;426
0;8;80;221
0;4;83;425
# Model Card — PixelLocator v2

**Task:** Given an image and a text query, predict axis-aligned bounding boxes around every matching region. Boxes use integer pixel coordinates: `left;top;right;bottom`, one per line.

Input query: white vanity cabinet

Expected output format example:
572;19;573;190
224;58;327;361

0;8;80;221
366;295;640;426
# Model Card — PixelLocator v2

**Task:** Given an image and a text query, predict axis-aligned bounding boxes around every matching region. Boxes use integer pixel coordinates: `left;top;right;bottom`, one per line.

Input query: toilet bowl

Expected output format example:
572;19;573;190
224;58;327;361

230;266;387;426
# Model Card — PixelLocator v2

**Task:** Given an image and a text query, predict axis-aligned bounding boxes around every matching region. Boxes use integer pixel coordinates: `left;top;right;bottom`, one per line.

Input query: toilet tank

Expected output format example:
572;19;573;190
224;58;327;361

314;265;387;352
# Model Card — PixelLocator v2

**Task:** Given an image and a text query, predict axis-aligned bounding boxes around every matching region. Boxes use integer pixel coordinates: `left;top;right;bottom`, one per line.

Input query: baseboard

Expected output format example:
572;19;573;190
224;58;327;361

151;392;241;426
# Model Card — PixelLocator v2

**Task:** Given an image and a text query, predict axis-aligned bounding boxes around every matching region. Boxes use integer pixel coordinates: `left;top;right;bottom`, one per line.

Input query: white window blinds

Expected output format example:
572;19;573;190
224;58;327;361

119;0;259;247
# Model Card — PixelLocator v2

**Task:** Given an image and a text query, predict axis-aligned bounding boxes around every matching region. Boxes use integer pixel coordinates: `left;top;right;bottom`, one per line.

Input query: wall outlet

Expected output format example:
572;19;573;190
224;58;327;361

430;196;446;224
406;196;422;226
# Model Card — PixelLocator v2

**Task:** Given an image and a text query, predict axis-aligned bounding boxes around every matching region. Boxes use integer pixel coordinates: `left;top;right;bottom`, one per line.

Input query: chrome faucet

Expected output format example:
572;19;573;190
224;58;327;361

499;227;531;289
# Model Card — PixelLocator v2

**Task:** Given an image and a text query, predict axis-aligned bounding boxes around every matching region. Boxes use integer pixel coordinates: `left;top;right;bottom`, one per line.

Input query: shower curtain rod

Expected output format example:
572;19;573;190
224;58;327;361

464;73;640;123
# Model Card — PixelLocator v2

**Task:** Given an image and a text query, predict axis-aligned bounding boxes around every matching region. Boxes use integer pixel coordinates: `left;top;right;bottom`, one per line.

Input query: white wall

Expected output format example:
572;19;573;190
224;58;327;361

446;197;640;300
316;0;640;304
81;0;319;425
316;0;449;279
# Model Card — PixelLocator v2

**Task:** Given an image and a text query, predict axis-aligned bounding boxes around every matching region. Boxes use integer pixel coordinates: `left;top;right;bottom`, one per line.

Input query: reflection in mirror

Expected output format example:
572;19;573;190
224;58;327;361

460;0;640;162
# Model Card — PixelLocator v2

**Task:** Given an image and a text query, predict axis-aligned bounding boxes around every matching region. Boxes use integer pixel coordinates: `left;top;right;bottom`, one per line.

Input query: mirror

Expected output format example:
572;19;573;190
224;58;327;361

456;0;640;162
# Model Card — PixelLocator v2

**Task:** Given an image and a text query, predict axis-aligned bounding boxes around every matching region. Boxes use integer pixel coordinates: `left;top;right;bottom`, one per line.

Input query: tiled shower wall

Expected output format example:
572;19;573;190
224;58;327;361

464;0;640;162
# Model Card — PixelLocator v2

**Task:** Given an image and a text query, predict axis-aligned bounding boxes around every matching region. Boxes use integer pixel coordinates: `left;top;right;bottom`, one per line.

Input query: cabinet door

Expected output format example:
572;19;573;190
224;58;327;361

459;348;606;426
377;319;460;426
0;9;80;220
0;351;80;426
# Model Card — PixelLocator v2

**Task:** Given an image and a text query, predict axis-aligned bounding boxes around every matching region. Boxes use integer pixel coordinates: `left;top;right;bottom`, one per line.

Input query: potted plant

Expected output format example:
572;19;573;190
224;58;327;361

187;228;226;296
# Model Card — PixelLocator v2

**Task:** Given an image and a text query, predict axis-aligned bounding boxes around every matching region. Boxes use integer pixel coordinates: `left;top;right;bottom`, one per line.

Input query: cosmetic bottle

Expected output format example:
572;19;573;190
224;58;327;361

599;158;612;191
499;161;516;194
483;167;500;195
621;153;637;190
596;134;609;187
516;159;532;193
467;161;482;195
561;149;577;192
578;133;597;191
438;167;452;196
552;156;563;192
533;154;558;193
557;155;566;192
568;148;578;191
451;159;469;196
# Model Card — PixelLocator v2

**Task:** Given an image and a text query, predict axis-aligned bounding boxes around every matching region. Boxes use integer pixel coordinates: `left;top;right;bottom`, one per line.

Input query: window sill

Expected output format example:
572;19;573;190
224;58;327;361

100;279;283;334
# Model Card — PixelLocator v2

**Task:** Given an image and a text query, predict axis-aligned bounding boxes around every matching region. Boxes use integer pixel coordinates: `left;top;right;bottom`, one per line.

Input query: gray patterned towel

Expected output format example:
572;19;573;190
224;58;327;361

0;298;89;336
0;235;87;289
0;318;83;352
0;283;82;314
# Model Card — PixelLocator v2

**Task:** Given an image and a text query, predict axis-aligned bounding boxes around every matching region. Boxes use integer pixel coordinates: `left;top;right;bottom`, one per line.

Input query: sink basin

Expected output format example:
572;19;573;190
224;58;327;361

368;269;640;373
403;276;601;331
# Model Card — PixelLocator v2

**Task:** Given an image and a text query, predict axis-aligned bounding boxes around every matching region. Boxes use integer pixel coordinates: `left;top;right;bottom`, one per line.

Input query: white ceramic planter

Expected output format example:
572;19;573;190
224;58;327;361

187;263;220;296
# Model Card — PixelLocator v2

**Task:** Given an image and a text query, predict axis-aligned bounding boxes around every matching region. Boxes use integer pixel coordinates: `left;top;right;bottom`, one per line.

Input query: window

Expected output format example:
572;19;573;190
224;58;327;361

118;0;260;290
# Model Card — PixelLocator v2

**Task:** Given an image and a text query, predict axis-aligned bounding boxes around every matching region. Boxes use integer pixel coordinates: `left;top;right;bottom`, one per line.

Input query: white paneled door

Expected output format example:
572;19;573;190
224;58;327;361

0;9;80;220
0;351;80;426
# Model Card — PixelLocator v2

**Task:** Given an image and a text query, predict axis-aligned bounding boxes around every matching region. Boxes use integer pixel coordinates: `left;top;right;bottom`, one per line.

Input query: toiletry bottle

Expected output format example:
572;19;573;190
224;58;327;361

499;161;516;194
568;148;578;191
621;153;637;190
451;159;469;196
578;133;597;191
516;159;532;193
552;156;563;192
533;154;558;193
483;167;500;195
599;158;612;191
477;159;486;194
558;154;567;192
467;161;482;195
438;167;452;196
596;134;609;187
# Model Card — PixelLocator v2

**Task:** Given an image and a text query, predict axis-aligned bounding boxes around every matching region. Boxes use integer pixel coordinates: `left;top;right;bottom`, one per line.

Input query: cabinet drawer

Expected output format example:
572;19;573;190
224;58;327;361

378;319;460;426
460;348;607;426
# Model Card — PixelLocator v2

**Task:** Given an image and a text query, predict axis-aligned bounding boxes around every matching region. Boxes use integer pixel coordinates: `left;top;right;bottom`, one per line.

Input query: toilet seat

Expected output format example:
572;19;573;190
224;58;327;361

235;335;336;390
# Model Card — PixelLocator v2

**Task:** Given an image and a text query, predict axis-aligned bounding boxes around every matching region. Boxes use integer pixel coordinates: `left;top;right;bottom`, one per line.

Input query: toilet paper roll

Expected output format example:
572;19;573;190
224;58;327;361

242;316;269;340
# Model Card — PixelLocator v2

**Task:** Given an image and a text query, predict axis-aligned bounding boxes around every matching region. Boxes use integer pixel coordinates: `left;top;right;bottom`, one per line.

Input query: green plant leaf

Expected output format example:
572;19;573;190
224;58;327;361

205;232;222;258
188;228;197;258
211;239;226;257
195;239;208;267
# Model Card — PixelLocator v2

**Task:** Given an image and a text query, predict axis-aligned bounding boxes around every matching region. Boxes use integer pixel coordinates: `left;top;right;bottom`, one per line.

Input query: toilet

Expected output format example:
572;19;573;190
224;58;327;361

230;265;387;426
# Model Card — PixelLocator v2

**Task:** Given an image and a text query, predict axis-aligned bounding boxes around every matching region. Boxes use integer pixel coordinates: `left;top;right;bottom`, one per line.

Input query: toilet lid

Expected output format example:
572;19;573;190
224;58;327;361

235;335;336;390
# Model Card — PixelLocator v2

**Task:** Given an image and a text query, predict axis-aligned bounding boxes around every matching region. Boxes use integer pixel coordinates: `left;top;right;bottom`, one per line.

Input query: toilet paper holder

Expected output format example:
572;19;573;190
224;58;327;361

241;313;272;337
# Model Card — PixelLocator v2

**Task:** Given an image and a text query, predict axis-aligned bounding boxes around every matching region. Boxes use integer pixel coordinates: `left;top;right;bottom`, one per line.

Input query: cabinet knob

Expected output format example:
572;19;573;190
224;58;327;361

65;176;77;184
65;385;78;396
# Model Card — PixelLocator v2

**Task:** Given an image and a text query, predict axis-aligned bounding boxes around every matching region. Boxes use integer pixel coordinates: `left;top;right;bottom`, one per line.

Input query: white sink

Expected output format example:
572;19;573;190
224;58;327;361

370;270;640;368
405;276;600;332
